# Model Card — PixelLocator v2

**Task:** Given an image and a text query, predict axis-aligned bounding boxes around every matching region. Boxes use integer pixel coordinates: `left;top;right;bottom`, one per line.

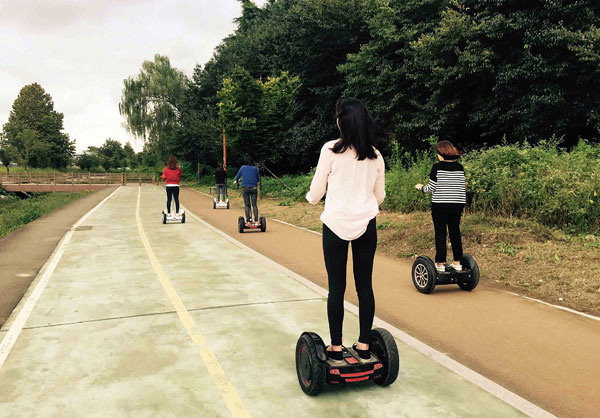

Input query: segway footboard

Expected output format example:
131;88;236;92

325;350;386;385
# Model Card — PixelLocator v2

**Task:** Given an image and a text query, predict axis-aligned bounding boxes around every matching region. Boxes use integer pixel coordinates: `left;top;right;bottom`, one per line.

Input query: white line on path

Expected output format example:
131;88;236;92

269;218;322;236
507;292;600;322
0;186;122;370
183;206;557;418
190;187;598;323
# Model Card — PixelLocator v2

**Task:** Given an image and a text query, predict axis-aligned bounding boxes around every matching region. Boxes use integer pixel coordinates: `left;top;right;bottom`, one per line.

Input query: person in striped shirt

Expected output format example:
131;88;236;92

415;140;466;272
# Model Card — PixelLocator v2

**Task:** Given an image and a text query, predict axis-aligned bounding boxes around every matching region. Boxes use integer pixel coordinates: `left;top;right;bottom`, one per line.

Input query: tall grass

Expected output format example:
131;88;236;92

0;191;90;238
260;174;313;200
186;142;600;234
384;151;433;213
386;141;600;234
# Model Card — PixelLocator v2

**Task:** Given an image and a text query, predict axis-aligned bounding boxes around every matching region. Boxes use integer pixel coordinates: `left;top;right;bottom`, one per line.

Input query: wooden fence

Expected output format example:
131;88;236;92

0;172;156;192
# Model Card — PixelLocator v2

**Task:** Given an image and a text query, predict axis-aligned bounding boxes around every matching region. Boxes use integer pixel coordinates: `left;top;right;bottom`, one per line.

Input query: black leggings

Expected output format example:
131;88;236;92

166;186;180;213
431;204;464;263
323;218;377;346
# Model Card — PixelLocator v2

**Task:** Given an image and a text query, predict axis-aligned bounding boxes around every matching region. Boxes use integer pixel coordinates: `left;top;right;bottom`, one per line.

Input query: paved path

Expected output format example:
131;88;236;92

0;186;117;327
0;185;529;417
179;187;600;418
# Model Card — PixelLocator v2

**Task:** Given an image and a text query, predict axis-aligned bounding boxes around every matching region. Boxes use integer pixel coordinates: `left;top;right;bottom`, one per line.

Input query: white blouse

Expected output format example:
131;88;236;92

306;140;386;240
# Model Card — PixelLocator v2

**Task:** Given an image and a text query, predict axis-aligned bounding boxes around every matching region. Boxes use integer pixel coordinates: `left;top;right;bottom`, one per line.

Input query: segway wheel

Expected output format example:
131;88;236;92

181;212;186;224
295;332;326;396
370;328;399;387
238;216;245;233
213;201;216;209
162;212;166;224
458;253;480;291
411;256;437;294
227;201;230;209
260;216;266;232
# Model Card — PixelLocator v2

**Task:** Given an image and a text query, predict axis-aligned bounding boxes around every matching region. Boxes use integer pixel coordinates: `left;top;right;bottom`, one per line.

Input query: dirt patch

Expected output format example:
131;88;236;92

194;185;600;316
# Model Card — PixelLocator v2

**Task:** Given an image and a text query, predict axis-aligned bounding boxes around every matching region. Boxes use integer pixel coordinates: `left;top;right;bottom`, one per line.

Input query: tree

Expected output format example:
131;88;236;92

119;55;189;160
218;68;300;167
77;139;138;171
0;147;13;173
340;0;449;152
0;134;16;173
77;153;101;171
138;0;600;172
2;83;75;168
140;143;159;168
17;128;52;168
123;142;138;168
184;0;370;171
96;138;124;170
408;0;600;147
99;138;124;159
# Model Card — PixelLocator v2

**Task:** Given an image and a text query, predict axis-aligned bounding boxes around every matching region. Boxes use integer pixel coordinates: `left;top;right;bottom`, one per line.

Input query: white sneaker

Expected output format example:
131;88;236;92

435;263;446;272
450;263;462;271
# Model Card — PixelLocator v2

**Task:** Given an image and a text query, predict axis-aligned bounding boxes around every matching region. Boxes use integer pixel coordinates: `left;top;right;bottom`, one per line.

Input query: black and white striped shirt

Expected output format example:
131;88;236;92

422;161;466;205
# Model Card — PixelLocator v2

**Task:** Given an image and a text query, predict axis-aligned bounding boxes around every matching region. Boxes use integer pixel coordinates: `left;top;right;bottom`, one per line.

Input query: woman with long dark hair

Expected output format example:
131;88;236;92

161;156;182;214
306;98;386;360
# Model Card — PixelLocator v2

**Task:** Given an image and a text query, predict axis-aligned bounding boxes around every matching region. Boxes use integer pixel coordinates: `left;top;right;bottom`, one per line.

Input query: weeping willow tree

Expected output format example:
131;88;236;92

119;54;189;160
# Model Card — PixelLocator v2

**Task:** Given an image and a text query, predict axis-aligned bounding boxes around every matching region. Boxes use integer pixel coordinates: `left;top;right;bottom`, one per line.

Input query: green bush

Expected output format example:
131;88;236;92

186;142;600;235
260;173;313;201
178;160;198;181
386;141;600;234
464;141;600;234
383;151;433;213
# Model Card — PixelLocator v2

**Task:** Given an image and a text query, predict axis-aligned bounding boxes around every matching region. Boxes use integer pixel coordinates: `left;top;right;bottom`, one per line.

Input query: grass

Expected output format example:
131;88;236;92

191;183;600;316
0;190;90;238
386;140;600;235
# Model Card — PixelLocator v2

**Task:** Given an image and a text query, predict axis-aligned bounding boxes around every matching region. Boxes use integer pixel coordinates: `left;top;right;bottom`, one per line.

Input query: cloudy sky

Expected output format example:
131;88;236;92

0;0;268;153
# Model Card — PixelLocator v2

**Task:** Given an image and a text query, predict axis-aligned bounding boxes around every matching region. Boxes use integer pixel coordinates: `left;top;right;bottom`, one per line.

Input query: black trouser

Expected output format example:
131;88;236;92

323;218;377;346
431;204;464;263
166;186;180;213
242;186;258;220
216;184;227;201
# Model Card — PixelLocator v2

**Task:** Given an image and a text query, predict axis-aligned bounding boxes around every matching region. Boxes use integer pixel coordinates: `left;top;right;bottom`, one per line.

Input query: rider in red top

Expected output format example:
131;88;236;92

161;156;182;214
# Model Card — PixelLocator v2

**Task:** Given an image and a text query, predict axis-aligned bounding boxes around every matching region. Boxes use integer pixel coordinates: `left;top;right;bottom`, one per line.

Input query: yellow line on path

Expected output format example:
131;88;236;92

135;186;251;418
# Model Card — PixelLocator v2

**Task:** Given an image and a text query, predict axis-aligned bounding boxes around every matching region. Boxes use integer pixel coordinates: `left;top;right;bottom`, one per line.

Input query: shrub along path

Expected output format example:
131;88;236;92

0;191;91;239
182;186;600;418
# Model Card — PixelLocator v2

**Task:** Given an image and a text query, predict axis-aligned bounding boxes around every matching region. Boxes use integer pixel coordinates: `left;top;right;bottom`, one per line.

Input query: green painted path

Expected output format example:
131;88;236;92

0;186;527;417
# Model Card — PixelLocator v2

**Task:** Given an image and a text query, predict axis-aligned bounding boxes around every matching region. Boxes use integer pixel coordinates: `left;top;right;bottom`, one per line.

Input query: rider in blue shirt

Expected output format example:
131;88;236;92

235;156;261;223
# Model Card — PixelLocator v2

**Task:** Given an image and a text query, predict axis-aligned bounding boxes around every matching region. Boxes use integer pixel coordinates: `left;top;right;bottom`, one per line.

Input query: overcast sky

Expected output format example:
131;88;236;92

0;0;268;153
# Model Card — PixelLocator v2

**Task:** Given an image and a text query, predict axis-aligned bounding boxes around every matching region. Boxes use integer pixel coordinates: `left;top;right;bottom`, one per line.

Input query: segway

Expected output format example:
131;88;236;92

237;215;266;233
234;180;265;232
213;198;229;209
295;328;399;396
162;209;185;224
411;254;479;294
